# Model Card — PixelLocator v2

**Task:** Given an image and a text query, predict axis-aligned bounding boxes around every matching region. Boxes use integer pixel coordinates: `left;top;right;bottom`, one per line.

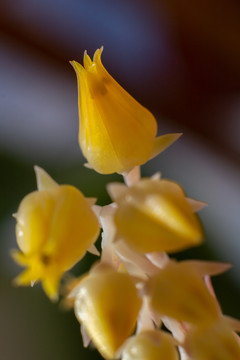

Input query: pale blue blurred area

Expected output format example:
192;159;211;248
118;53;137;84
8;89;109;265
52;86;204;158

3;0;174;84
0;0;240;359
0;34;79;163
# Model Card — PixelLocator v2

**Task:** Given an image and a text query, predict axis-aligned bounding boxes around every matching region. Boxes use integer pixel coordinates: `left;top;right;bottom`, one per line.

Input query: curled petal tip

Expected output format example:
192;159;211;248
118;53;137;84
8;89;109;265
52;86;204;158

93;46;104;62
70;60;85;75
83;51;93;69
69;60;76;68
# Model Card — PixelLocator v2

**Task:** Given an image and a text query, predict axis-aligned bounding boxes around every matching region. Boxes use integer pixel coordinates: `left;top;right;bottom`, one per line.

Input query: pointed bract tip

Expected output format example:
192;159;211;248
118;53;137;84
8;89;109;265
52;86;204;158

107;182;127;201
149;133;183;161
34;165;58;191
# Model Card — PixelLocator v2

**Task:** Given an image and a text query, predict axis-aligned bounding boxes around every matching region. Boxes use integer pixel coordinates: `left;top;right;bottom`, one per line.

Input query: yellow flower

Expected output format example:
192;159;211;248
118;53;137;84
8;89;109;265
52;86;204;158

74;263;142;359
71;48;181;174
122;330;178;360
108;177;203;254
147;261;223;325
12;166;100;301
184;319;240;360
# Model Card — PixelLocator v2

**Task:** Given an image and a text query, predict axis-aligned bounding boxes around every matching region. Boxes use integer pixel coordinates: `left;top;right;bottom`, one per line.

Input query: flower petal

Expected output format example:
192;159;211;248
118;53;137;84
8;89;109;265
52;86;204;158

74;266;142;359
147;261;220;325
113;178;203;254
122;330;179;360
71;49;158;174
184;319;240;360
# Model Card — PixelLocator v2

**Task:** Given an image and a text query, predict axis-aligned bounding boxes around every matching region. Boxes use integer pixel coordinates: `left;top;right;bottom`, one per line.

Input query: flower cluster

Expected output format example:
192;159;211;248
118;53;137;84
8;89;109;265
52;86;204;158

13;48;240;359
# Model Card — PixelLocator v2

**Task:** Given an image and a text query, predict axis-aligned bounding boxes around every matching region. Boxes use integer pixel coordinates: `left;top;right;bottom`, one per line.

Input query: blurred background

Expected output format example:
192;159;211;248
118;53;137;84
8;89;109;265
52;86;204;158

0;0;240;359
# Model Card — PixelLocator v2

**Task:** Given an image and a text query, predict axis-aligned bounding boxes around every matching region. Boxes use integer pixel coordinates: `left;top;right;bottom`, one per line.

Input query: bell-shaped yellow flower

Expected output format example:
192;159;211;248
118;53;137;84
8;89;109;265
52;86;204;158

71;48;181;174
184;319;240;360
108;178;203;254
122;330;178;360
12;167;100;300
147;261;222;326
74;263;142;359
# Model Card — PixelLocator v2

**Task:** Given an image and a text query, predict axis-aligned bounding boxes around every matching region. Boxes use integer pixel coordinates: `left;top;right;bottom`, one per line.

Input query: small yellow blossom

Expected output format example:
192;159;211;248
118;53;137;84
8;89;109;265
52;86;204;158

147;261;221;325
122;330;178;360
71;48;181;174
108;178;203;254
74;263;142;359
184;318;240;360
12;167;100;300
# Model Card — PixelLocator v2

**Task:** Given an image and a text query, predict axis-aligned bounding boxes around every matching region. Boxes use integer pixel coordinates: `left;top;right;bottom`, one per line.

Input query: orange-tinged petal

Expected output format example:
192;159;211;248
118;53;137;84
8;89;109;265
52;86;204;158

110;178;203;254
74;265;142;359
122;330;178;360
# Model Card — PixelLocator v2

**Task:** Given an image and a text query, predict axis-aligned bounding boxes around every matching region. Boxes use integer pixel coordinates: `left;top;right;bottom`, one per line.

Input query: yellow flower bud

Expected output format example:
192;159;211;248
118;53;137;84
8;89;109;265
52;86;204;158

184;319;240;360
147;261;220;325
71;48;181;174
74;264;142;359
108;178;203;254
122;330;178;360
12;167;100;300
